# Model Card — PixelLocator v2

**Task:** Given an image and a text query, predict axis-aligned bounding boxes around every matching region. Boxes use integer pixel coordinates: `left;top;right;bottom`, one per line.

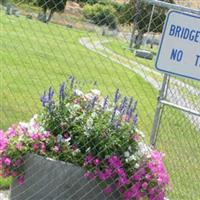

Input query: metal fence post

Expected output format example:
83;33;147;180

150;73;170;146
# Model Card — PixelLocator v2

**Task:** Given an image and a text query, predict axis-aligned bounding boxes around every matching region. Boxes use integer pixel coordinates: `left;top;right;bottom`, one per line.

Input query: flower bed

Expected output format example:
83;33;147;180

0;77;170;200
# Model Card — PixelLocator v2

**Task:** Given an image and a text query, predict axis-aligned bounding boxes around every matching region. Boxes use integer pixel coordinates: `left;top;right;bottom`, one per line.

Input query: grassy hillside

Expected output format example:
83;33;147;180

0;11;200;199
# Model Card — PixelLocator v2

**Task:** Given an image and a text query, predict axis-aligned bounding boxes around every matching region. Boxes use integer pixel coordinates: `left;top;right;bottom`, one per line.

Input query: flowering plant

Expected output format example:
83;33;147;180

0;77;170;200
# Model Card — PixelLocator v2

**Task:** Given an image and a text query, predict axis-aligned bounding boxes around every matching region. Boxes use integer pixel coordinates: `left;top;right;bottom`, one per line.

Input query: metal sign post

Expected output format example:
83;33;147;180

150;74;170;146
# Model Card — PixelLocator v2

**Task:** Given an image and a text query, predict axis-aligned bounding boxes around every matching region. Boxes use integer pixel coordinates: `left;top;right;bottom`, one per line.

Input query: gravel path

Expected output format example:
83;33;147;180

0;190;10;200
80;37;200;131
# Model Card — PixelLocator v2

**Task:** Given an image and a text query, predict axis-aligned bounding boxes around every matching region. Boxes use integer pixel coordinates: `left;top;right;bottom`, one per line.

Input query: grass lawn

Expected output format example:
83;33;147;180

104;38;200;91
0;12;200;199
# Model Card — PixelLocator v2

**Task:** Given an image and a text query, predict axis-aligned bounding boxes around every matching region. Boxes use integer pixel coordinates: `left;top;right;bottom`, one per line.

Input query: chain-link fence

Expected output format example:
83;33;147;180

0;0;200;199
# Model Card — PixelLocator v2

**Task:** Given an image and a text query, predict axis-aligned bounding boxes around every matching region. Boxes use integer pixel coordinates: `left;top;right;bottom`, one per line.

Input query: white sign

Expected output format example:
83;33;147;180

156;10;200;81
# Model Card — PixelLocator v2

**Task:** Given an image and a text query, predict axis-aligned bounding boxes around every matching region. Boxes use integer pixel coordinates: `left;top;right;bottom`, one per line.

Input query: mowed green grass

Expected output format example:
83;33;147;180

104;38;200;91
0;12;200;199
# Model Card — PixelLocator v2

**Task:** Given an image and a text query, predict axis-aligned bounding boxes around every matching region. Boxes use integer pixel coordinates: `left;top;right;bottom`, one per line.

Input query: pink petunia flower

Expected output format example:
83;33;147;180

93;159;100;166
103;185;113;194
16;143;23;150
0;130;8;152
4;157;12;166
53;145;60;153
32;143;39;151
17;176;25;185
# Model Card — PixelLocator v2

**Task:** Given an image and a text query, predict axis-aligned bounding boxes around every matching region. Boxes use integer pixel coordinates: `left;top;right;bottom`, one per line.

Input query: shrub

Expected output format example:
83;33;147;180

76;0;98;5
83;3;118;29
0;77;170;199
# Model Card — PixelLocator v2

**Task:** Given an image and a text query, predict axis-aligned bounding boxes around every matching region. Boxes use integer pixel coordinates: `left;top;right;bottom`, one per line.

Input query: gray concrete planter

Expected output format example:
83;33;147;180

11;154;121;200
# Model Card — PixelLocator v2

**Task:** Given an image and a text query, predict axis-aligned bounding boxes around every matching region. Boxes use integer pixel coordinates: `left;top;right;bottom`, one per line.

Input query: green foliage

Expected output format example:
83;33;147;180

76;0;98;5
123;0;171;33
35;0;66;12
39;78;140;161
110;2;134;25
83;3;118;29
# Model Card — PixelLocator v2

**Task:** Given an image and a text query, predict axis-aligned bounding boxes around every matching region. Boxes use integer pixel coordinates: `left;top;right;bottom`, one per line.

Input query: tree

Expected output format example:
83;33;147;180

124;0;174;49
34;0;68;22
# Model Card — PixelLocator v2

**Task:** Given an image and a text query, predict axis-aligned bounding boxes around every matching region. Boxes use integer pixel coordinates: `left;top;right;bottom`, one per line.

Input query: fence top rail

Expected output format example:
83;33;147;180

142;0;200;15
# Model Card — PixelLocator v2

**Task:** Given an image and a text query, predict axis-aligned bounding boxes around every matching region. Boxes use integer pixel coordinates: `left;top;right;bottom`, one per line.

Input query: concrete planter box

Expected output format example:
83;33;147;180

11;154;121;200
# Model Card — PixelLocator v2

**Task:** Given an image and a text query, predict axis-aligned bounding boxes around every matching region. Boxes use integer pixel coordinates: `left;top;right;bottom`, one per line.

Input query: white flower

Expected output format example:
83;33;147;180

86;147;91;152
19;122;28;129
33;114;38;120
129;155;136;161
74;89;84;96
91;89;101;96
115;110;121;116
84;131;89;137
135;163;140;169
125;154;136;163
124;151;130;158
91;112;97;118
63;137;71;143
72;148;80;155
135;128;145;138
85;93;94;101
87;118;93;128
138;142;152;157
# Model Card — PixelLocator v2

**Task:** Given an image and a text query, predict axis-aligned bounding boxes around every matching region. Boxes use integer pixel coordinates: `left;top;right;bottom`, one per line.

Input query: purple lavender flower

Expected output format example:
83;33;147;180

47;87;54;112
127;97;133;112
120;96;128;112
48;87;54;102
127;108;134;121
102;96;109;110
133;101;138;112
133;114;138;126
59;82;65;101
91;96;97;109
114;121;121;129
69;76;75;89
114;89;121;103
40;91;47;107
111;106;118;122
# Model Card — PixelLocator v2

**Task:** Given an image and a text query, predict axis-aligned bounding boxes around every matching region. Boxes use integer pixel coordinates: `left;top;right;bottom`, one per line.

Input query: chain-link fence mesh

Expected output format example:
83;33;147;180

0;0;200;199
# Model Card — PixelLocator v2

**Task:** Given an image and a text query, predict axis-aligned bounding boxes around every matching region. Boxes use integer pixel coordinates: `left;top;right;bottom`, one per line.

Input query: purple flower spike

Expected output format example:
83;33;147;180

114;121;121;129
59;82;65;101
40;91;47;107
114;89;121;103
127;108;134;121
111;106;118;122
46;87;54;112
133;114;138;126
91;96;97;109
48;87;54;102
133;101;138;112
103;96;109;110
70;76;75;89
127;97;133;112
120;96;128;112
